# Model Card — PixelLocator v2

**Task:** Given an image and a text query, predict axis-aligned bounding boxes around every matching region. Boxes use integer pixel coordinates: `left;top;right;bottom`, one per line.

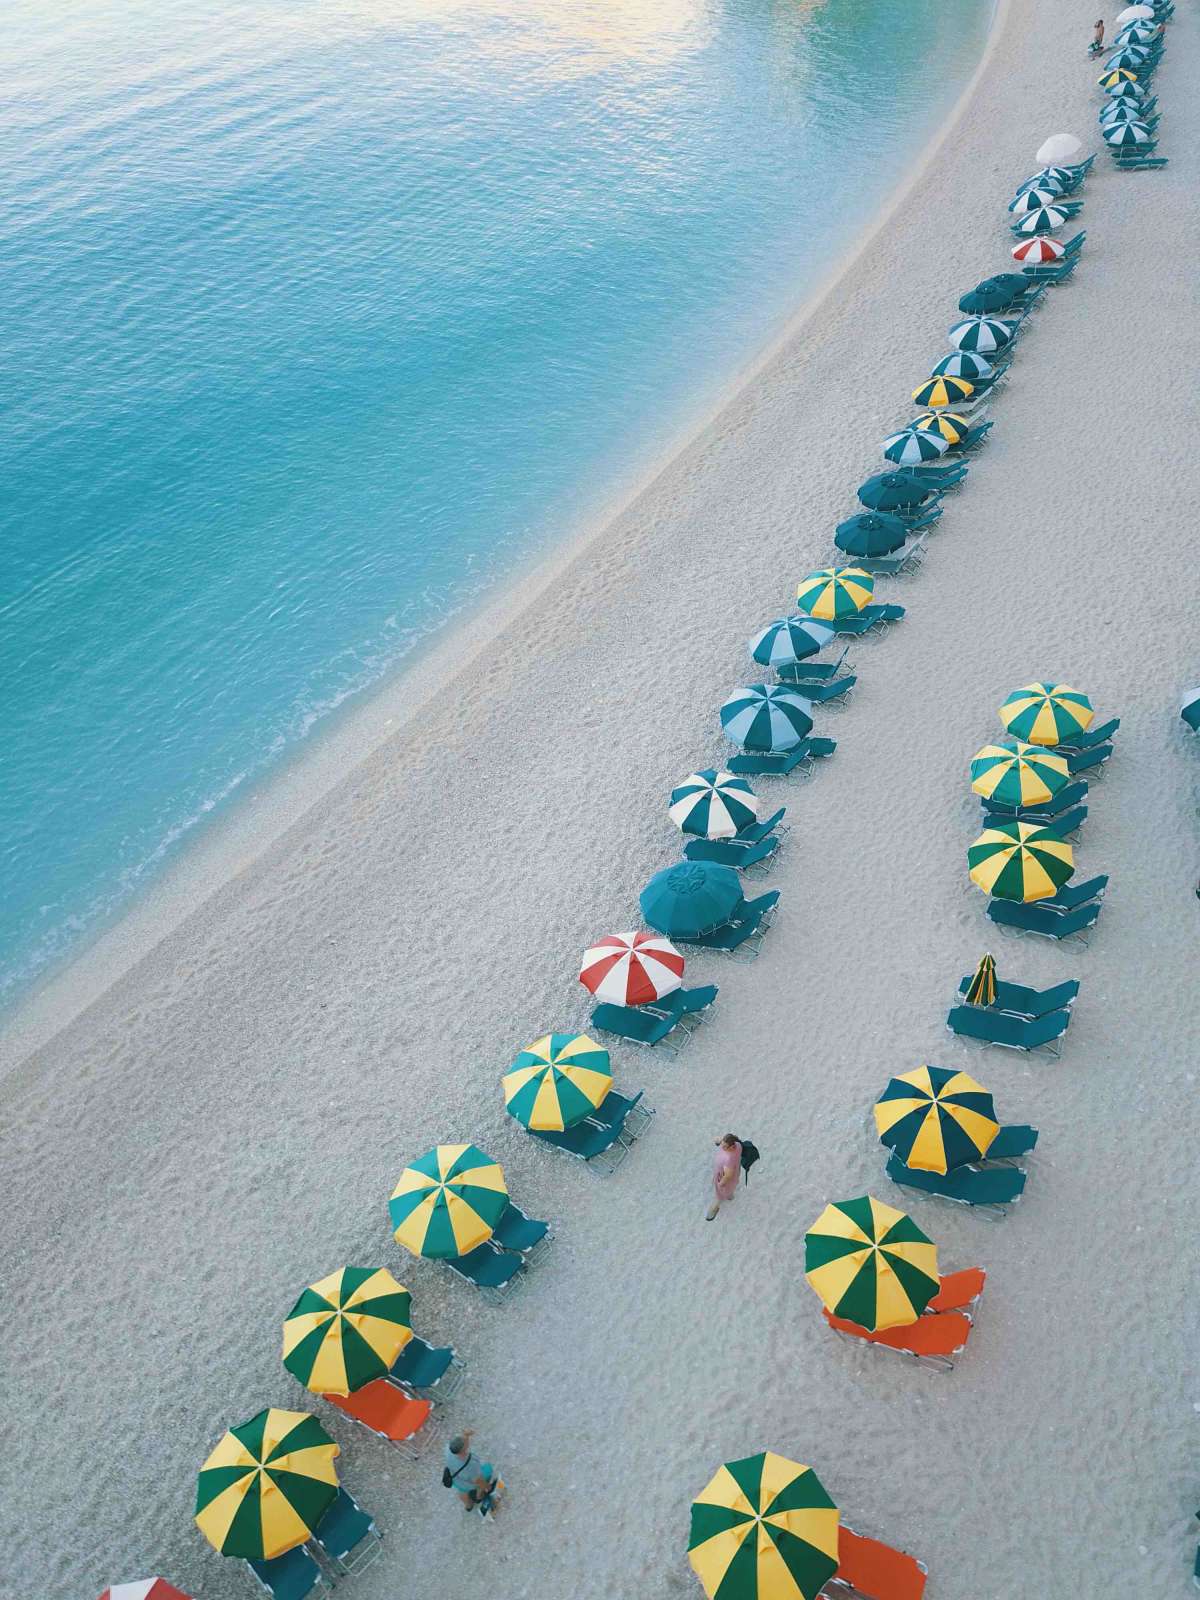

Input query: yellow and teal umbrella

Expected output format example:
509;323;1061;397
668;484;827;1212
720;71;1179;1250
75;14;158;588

687;1452;840;1600
804;1195;938;1331
873;1065;999;1174
967;818;1074;902
911;375;974;408
1098;66;1138;86
914;410;971;445
999;682;1093;745
964;952;997;1006
195;1407;339;1560
970;739;1070;808
388;1143;508;1258
281;1267;413;1396
502;1032;612;1131
795;566;873;620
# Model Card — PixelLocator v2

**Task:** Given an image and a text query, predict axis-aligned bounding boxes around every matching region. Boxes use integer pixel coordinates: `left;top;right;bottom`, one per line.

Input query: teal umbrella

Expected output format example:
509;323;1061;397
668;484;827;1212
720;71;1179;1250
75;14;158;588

639;861;743;938
750;615;834;668
931;351;997;382
857;472;930;511
1181;688;1200;733
835;512;907;557
720;685;813;752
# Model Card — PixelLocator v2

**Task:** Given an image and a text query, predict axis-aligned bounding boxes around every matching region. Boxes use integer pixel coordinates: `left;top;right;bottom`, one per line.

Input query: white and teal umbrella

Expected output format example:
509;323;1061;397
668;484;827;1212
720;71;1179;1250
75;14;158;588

1181;689;1200;734
949;316;1015;354
720;684;813;753
1008;187;1058;215
1100;101;1146;124
882;426;948;466
1105;44;1154;69
1104;119;1153;146
1104;78;1146;99
669;769;758;838
750;614;834;669
1013;204;1070;237
1016;167;1072;192
931;350;997;382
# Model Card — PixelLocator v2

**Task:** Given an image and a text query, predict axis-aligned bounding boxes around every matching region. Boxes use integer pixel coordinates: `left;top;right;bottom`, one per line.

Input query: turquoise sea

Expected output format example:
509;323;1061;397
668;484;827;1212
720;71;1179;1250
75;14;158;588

1;0;991;1006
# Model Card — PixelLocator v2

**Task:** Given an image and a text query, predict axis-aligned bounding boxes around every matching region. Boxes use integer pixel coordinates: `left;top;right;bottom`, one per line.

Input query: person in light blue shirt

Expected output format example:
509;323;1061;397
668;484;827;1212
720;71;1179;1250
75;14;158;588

444;1429;500;1515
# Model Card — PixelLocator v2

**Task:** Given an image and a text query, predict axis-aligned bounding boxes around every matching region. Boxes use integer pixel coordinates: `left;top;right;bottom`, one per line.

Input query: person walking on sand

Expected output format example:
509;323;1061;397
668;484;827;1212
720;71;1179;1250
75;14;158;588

1089;18;1105;54
706;1133;742;1221
443;1429;503;1517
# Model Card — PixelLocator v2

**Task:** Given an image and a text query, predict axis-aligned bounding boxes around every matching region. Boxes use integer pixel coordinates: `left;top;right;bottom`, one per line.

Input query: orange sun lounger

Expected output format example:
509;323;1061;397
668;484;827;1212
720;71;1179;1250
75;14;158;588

829;1526;927;1600
927;1266;986;1315
324;1379;438;1457
822;1308;973;1370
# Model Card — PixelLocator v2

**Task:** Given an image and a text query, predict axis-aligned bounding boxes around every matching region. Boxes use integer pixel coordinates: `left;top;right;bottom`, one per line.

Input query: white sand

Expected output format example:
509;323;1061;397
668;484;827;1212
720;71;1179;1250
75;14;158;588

5;1;1200;1595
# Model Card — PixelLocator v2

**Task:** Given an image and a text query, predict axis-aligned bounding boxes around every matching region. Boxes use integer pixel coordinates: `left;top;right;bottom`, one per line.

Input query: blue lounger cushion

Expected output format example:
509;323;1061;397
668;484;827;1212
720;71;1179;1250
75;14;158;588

885;1153;1026;1207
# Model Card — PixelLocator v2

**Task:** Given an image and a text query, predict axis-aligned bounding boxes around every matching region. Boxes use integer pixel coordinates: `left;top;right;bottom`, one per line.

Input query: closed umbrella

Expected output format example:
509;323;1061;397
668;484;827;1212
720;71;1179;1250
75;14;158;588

195;1409;339;1560
834;512;907;558
670;769;758;837
639;860;742;937
931;350;997;381
795;566;874;618
389;1143;508;1258
578;932;685;1005
503;1032;613;1129
1104;120;1154;146
1011;235;1064;263
964;952;997;1007
857;471;930;510
720;684;813;750
804;1196;939;1331
948;315;1015;353
1181;688;1200;733
1036;133;1082;163
999;681;1093;744
749;614;834;669
968;819;1074;902
913;410;971;445
969;739;1070;808
912;375;973;408
1008;187;1058;215
1013;204;1070;237
687;1453;840;1600
873;1065;999;1174
282;1267;412;1396
882;426;948;466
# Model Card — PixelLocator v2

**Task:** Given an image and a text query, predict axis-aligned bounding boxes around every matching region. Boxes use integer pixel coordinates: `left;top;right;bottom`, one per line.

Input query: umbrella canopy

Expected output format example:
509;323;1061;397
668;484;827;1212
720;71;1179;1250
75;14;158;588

1008;186;1058;215
804;1195;939;1331
882;426;948;466
1100;100;1149;124
1016;165;1074;191
1116;4;1156;19
958;288;1016;317
1104;119;1153;146
834;512;907;558
640;860;743;938
930;351;996;381
948;315;1015;354
1103;78;1147;100
195;1409;339;1560
1013;204;1070;237
911;375;973;408
1036;133;1083;163
1180;688;1200;733
1116;22;1160;42
874;1065;999;1175
967;819;1074;902
857;471;929;510
964;952;997;1006
795;566;874;619
1105;44;1154;68
1098;67;1139;86
579;931;684;1005
389;1143;508;1258
100;1586;193;1600
282;1267;412;1397
969;738;1070;808
914;410;971;445
1011;235;1064;263
999;681;1094;744
670;769;759;838
721;684;813;751
750;614;834;669
503;1032;613;1129
687;1452;840;1600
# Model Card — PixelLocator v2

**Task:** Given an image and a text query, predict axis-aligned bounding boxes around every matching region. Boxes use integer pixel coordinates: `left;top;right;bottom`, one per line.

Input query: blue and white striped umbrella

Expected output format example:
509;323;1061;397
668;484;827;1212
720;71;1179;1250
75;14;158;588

1104;119;1153;146
1105;44;1154;68
1116;23;1160;43
1100;101;1146;124
948;316;1015;354
1015;167;1073;192
1008;187;1058;215
1103;77;1146;98
1181;689;1200;734
750;614;834;669
719;685;813;753
669;769;759;838
1012;204;1070;237
882;426;948;466
931;351;997;382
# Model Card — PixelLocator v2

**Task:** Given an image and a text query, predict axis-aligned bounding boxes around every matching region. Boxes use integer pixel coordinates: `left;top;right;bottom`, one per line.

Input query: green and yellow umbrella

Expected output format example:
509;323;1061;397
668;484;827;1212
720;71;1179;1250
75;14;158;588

687;1452;840;1600
282;1267;413;1396
804;1195;939;1331
389;1143;509;1259
999;682;1093;745
914;410;971;445
969;739;1070;808
964;952;997;1006
967;818;1073;902
911;375;973;408
873;1065;999;1174
195;1407;339;1560
795;566;873;620
502;1032;612;1131
1098;66;1137;86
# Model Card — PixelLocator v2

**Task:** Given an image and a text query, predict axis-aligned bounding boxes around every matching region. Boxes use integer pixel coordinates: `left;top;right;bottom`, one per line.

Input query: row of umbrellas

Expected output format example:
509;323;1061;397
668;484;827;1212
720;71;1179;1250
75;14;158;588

1096;2;1167;156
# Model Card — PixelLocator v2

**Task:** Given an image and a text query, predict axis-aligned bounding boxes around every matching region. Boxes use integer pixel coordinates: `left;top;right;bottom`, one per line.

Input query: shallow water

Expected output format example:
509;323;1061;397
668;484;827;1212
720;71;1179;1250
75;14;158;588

0;0;990;1004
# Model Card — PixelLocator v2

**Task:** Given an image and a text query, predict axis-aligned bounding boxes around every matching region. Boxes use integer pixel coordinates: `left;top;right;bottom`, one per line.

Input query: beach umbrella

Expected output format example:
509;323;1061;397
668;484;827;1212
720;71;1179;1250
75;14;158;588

969;738;1070;808
911;375;973;409
834;512;907;558
1098;67;1138;86
856;472;929;511
388;1143;508;1258
100;1586;193;1600
873;1065;999;1175
1181;689;1200;733
1100;100;1148;124
687;1452;840;1600
1013;204;1070;237
1105;45;1154;69
1016;165;1074;191
1116;4;1156;19
1008;186;1058;215
579;932;684;1005
1011;235;1064;263
503;1032;613;1130
999;681;1094;744
1116;23;1161;43
1104;120;1154;147
281;1267;412;1397
195;1409;339;1560
931;351;996;381
750;614;834;669
639;860;743;938
670;769;759;838
720;684;813;751
882;426;948;466
795;566;873;619
957;289;1016;318
1104;79;1147;102
964;952;997;1007
967;819;1074;902
1036;133;1082;164
913;410;971;445
804;1195;939;1331
948;315;1014;354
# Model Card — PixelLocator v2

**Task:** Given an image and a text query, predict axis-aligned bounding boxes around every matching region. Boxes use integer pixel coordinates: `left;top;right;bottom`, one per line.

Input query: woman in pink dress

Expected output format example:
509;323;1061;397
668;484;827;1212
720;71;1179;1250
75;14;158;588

707;1134;742;1221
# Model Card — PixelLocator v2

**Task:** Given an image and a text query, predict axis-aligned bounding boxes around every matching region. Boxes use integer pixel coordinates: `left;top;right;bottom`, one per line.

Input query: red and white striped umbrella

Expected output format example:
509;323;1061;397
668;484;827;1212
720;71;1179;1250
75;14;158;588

579;930;685;1006
100;1584;193;1600
1011;235;1064;263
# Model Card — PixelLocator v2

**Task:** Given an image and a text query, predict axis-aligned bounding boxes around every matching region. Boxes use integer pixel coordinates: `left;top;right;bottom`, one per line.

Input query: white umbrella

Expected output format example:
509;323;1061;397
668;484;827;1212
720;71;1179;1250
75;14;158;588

1036;133;1082;165
1115;4;1154;20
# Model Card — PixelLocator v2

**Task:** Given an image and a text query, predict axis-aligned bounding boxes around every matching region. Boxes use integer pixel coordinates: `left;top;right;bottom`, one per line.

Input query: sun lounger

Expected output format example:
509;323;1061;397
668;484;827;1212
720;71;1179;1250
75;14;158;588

822;1307;972;1372
1063;742;1113;775
956;973;1079;1018
987;1123;1039;1162
901;462;968;486
946;1002;1072;1054
777;646;852;683
1045;873;1108;910
492;1201;553;1263
980;778;1089;821
677;892;779;959
644;982;719;1023
1022;257;1079;285
388;1334;464;1400
325;1379;441;1455
311;1487;383;1577
986;897;1102;944
684;834;779;871
895;502;943;533
590;1086;655;1143
884;1153;1025;1218
590;1001;687;1052
1113;155;1169;169
830;604;904;637
442;1240;526;1297
831;1527;928;1600
956;421;993;452
529;1116;630;1173
799;673;857;704
727;736;835;777
733;807;787;842
851;536;925;577
927;1266;986;1314
1056;716;1119;750
245;1549;325;1600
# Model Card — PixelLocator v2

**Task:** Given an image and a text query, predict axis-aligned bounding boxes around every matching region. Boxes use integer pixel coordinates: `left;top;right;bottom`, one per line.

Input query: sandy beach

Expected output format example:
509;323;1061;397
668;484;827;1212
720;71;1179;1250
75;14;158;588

4;0;1200;1595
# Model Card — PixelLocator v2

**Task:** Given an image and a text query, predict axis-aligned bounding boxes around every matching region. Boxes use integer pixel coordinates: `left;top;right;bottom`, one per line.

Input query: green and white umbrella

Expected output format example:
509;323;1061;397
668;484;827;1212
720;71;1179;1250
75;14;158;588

1100;101;1147;124
1008;186;1058;215
948;316;1015;354
882;426;948;466
1104;119;1153;146
720;685;813;752
669;769;759;838
1016;166;1074;190
1013;204;1070;237
750;615;834;669
931;351;996;382
1105;44;1154;68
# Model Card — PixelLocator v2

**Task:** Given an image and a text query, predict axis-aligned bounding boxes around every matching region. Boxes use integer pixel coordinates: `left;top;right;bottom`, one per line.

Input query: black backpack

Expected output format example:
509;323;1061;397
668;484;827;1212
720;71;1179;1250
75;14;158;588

738;1139;760;1183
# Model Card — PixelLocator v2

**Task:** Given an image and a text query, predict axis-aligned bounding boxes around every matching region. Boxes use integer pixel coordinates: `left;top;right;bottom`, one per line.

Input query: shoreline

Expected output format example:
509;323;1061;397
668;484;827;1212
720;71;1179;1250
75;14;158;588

0;0;1002;1074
